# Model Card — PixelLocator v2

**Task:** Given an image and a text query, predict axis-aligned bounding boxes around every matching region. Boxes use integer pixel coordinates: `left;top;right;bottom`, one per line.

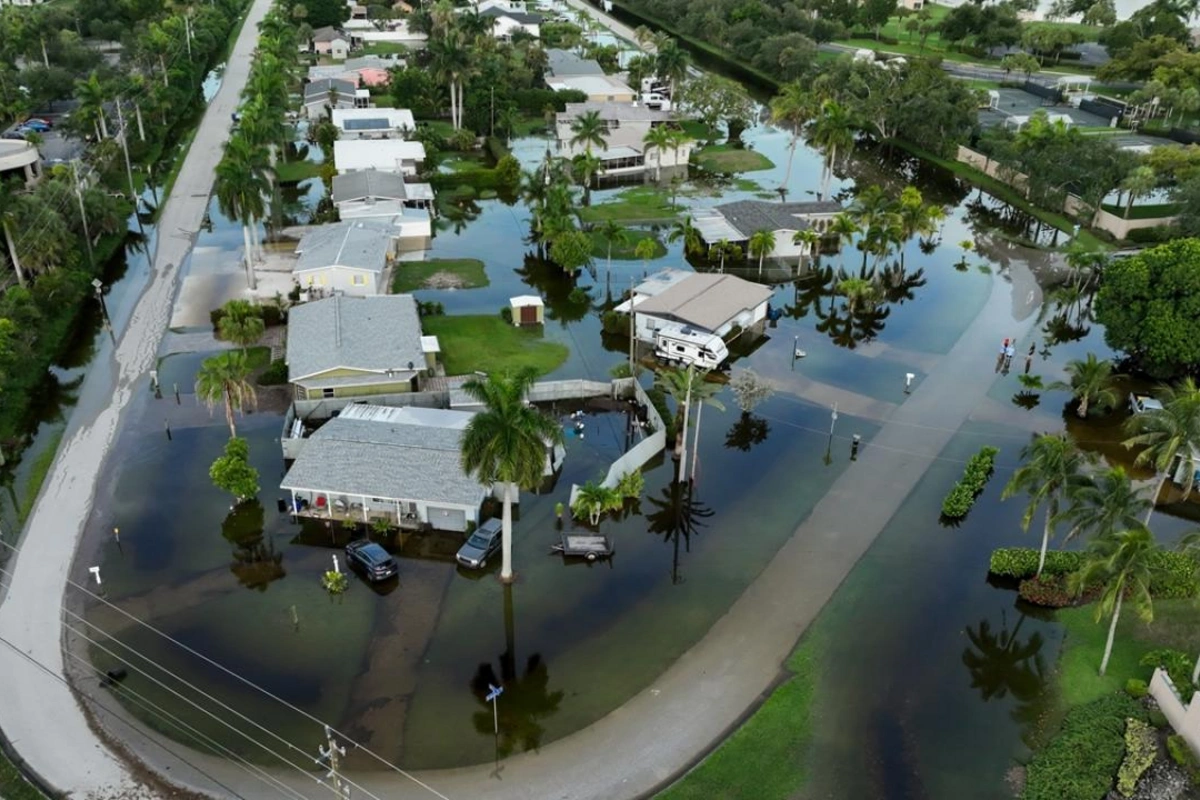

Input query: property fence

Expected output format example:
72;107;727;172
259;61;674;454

1149;668;1200;758
1079;97;1125;122
1023;80;1063;104
569;377;667;508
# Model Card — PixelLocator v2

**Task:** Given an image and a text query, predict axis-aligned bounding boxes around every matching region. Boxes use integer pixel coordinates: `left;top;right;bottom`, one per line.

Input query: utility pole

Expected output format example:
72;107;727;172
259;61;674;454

184;14;193;60
690;386;703;483
114;98;137;203
627;277;635;376
316;726;350;800
677;367;693;483
72;160;94;269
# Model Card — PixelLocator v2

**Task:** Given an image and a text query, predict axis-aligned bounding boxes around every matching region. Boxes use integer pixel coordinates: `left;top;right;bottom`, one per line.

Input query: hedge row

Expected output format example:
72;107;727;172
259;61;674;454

991;547;1200;599
941;446;999;519
1023;693;1146;800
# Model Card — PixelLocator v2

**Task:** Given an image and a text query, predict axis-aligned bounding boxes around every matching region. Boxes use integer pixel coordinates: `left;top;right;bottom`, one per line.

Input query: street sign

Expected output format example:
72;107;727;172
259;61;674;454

486;684;504;702
487;684;504;736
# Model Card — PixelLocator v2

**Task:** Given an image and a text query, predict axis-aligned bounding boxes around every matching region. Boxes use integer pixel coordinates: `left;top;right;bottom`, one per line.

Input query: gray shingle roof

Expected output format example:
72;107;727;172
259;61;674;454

560;101;672;122
331;171;411;204
480;6;543;23
295;221;393;273
304;78;357;100
280;415;486;507
712;200;844;238
546;48;605;77
634;273;772;332
311;26;347;43
287;294;425;382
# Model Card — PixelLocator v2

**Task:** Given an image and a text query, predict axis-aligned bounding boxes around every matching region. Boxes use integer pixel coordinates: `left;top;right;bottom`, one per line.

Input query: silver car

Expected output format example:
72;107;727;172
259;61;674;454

456;518;503;569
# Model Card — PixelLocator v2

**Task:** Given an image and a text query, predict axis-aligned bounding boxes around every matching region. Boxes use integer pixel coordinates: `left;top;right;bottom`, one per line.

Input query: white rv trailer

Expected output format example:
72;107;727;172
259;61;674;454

653;322;728;370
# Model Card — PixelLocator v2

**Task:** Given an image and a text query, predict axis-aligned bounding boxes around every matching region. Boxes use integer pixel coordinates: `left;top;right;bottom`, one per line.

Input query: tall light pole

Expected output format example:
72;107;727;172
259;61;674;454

316;726;350;800
92;278;114;343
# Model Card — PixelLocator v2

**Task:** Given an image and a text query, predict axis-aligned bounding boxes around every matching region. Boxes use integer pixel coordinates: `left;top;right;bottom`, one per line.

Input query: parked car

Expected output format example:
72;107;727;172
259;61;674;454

455;518;503;569
20;119;50;132
1129;394;1164;415
345;540;398;582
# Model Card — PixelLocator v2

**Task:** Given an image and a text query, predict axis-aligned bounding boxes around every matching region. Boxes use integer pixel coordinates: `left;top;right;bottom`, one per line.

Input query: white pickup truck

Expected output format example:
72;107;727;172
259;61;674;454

1129;393;1164;414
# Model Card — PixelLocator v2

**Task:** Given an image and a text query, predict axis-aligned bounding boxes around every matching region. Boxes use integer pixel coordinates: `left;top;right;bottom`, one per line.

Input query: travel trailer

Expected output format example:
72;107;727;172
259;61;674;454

653;323;729;370
640;92;672;111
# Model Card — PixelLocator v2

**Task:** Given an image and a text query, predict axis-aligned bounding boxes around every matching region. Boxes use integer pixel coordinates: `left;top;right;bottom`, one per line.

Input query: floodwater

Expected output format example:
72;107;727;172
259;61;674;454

68;55;1182;797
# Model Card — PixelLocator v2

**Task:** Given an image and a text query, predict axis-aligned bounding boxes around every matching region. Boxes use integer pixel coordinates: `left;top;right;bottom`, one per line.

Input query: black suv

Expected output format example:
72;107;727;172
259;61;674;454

345;540;398;582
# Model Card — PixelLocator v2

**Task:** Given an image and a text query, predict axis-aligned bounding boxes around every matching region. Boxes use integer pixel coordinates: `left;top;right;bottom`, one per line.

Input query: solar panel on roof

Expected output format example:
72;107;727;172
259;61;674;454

344;118;391;130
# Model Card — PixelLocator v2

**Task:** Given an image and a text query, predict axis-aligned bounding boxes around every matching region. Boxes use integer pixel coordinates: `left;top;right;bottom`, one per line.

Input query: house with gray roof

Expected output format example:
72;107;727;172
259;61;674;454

545;48;605;78
694;200;845;261
280;405;488;532
294;220;398;296
616;269;773;349
310;26;351;60
286;294;439;411
302;78;364;118
331;172;434;243
554;101;690;179
478;5;542;38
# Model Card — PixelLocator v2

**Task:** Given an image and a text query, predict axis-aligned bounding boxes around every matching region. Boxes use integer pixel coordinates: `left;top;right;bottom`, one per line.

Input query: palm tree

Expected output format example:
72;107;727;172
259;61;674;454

74;71;110;140
712;239;742;273
827;214;860;255
460;369;563;582
195;351;258;438
836;275;878;313
1002;433;1092;577
770;81;816;193
215;136;270;290
654;40;689;99
569;110;607;154
748;229;776;276
217;300;265;353
572;481;621;526
792;229;821;271
634;237;658;273
895;187;944;267
571;152;602;201
1120;165;1157;220
1124;378;1200;525
1056;466;1150;545
667;216;703;258
1180;532;1200;684
655;365;722;479
597;220;628;276
809;99;856;200
428;29;470;129
643;125;673;182
1049;353;1120;418
1070;528;1164;676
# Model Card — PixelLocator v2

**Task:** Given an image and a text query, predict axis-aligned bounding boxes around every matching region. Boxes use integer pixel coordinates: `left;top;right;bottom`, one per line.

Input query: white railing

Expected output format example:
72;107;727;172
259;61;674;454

1149;668;1200;759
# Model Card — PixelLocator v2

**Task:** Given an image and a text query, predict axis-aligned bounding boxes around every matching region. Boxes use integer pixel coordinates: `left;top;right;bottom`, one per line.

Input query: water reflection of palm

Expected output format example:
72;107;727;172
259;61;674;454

646;481;715;584
961;614;1047;743
220;500;286;591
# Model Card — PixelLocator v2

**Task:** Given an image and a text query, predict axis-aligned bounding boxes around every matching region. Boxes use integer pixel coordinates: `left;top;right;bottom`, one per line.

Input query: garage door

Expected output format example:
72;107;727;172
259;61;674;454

428;506;468;532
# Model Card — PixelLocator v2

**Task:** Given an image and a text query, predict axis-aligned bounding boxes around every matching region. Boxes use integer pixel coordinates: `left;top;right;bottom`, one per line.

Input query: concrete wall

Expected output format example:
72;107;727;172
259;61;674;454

1149;668;1200;758
571;377;666;507
295;265;382;296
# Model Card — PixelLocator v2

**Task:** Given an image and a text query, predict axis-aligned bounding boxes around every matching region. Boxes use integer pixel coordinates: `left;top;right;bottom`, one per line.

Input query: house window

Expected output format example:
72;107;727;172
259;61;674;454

318;275;327;286
322;388;336;398
352;273;365;286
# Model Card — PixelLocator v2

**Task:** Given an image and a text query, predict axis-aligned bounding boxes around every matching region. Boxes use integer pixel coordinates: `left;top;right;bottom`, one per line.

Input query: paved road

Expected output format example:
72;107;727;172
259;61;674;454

0;0;273;795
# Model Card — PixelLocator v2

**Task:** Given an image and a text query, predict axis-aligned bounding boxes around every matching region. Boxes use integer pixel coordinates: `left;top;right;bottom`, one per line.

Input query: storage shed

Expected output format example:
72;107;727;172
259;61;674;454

509;295;545;327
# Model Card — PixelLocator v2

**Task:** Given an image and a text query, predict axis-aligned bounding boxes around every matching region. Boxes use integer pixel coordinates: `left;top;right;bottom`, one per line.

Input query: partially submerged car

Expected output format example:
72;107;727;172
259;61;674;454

456;518;502;570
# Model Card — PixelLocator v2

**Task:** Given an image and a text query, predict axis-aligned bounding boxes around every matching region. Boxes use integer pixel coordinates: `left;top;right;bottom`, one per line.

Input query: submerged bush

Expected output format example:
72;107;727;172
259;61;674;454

941;446;999;519
990;548;1200;598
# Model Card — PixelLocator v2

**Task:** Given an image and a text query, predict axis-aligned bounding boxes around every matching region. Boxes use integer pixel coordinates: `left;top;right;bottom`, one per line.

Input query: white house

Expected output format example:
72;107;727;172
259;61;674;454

293;220;397;296
693;200;845;260
331;108;416;139
546;74;636;103
302;78;363;118
479;5;542;39
333;139;427;177
331;172;434;245
556;101;692;179
616;269;773;349
311;26;351;60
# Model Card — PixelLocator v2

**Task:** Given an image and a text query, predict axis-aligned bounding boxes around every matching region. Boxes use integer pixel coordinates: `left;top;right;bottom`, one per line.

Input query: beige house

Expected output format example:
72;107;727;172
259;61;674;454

286;294;439;404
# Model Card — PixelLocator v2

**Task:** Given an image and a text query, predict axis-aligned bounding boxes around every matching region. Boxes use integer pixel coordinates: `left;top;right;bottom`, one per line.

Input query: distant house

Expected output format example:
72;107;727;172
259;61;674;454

331;172;434;244
309;56;403;87
311;26;351;60
293;220;397;296
545;74;636;103
302;78;362;118
555;101;690;178
479;5;542;39
333;139;427;177
545;48;605;78
286;294;439;406
616;269;773;346
280;405;489;532
693;200;844;260
331;107;416;139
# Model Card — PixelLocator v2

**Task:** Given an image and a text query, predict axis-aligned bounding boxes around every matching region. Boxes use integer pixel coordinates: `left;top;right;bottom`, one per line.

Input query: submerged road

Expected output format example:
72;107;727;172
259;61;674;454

0;0;273;794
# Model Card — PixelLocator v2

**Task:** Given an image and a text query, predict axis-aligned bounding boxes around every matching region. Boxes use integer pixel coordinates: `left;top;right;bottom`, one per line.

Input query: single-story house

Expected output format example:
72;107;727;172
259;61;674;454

309;56;403;87
280;405;488;532
331;107;416;139
616;269;773;345
333;139;427;177
479;5;542;39
555;101;690;179
302;79;364;118
693;200;845;260
286;294;438;405
332;171;434;243
293;220;397;295
311;26;351;60
546;74;636;103
545;48;605;78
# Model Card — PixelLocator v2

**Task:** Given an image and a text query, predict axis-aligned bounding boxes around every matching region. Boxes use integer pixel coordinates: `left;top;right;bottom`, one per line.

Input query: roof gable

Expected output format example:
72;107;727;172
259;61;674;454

287;294;426;381
634;273;772;332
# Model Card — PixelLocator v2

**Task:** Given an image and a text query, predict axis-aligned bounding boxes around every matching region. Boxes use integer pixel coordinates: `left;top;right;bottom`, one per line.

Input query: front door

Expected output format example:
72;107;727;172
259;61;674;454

520;305;537;325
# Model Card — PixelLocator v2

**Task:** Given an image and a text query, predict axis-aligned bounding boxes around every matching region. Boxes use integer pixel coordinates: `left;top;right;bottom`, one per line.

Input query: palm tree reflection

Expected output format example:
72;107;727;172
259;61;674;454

961;612;1048;745
220;501;285;591
646;480;715;584
725;413;770;452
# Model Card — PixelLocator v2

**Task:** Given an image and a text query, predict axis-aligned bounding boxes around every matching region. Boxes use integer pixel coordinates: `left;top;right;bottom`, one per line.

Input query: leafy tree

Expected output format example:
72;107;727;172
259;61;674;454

1049;353;1120;418
1070;528;1164;675
1094;239;1200;378
1123;377;1200;523
1056;467;1150;544
548;230;592;275
459;368;563;582
676;74;755;142
1002;433;1093;576
858;0;897;38
195;351;258;438
1000;52;1041;81
217;299;265;353
209;437;260;502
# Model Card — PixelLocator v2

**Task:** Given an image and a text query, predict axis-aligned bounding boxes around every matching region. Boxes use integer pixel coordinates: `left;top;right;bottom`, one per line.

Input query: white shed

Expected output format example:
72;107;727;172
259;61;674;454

509;295;544;326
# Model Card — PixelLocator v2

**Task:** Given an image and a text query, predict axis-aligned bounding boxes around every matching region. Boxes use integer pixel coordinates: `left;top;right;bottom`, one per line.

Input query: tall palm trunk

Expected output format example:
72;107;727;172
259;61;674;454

135;102;146;142
2;220;26;287
241;223;257;291
1146;473;1169;526
1099;591;1122;675
1036;500;1054;576
458;80;465;134
224;389;237;438
500;482;515;582
690;398;704;481
1192;651;1199;686
758;253;765;276
1077;392;1089;418
782;137;797;194
676;374;693;478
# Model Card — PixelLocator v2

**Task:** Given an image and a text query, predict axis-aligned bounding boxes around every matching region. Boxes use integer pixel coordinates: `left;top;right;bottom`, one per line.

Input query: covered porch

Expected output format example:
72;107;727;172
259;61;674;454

286;488;426;529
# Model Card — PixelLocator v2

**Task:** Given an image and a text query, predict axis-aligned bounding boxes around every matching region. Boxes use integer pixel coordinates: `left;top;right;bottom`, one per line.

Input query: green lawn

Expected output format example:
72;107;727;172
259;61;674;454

391;258;490;293
371;94;396;108
1100;202;1180;221
416;119;457;139
360;42;408;56
693;144;775;174
243;345;272;369
0;750;44;800
421;315;568;376
656;630;823;799
587;229;666;260
17;430;63;524
680;120;722;142
578;186;681;224
274;159;322;183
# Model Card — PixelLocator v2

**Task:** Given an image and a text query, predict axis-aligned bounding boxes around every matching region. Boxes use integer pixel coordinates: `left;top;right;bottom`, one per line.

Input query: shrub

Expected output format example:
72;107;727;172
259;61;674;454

1124;678;1148;698
1148;708;1169;728
616;469;644;500
418;301;444;317
500;306;513;324
940;446;999;519
261;304;286;327
1116;718;1156;797
601;310;627;335
1125;225;1173;245
495;154;521;189
1140;649;1197;700
990;548;1083;578
321;570;348;594
1167;734;1200;783
257;358;289;386
484;135;510;162
1019;575;1077;608
1023;693;1146;800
